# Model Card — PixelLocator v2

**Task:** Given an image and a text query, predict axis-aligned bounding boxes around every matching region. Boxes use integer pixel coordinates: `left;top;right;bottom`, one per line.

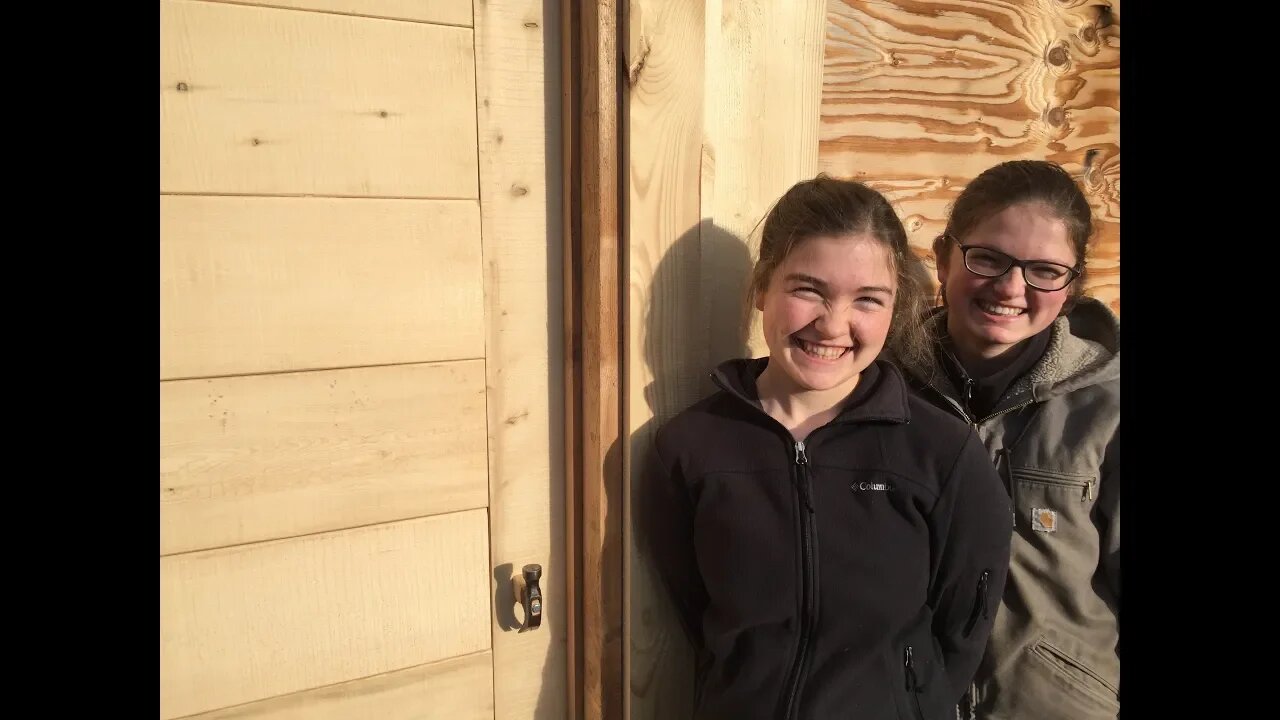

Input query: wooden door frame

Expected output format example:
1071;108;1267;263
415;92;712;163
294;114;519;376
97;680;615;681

562;1;625;718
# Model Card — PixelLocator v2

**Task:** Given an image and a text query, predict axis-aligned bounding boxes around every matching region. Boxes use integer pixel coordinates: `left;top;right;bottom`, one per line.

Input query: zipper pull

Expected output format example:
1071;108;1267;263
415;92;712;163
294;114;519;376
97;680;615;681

794;441;815;512
998;449;1016;529
978;570;991;619
962;376;976;418
904;646;918;691
1084;478;1095;501
963;569;993;637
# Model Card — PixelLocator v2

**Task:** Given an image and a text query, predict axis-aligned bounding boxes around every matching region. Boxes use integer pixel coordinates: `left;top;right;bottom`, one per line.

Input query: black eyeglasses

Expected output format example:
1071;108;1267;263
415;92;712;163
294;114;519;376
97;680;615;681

955;242;1081;292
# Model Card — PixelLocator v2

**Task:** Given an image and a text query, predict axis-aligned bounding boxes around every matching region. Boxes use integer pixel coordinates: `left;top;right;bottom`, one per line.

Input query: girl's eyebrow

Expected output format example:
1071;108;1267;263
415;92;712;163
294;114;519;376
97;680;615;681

785;273;892;295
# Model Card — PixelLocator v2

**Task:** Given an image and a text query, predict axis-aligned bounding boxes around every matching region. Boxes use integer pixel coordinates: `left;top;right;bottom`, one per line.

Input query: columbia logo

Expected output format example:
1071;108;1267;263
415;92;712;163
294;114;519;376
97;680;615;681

852;481;895;492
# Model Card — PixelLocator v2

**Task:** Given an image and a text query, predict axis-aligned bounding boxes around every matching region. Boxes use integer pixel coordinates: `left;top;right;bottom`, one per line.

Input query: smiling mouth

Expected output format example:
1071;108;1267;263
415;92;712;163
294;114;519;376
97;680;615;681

792;336;851;360
976;300;1026;317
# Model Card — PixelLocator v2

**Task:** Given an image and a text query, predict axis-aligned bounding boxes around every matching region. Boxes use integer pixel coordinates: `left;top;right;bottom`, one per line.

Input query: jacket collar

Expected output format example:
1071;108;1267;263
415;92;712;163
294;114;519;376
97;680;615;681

911;295;1120;411
709;357;912;425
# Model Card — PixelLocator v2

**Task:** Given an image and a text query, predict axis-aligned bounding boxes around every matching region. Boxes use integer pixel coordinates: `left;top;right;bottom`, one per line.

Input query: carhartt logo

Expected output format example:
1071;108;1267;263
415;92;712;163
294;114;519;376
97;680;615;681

852;481;895;492
1031;508;1058;533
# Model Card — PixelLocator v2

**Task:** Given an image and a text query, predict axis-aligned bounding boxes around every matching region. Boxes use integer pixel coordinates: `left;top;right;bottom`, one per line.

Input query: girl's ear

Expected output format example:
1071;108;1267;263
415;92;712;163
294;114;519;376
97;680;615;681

935;244;951;285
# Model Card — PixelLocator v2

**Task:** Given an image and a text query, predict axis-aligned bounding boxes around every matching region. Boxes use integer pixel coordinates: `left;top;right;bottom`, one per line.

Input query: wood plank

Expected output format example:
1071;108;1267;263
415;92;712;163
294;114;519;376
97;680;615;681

200;0;474;27
625;2;826;717
160;361;489;556
702;0;825;356
181;652;495;720
561;1;582;716
474;1;567;718
819;0;1120;313
625;2;705;718
159;195;484;379
564;1;623;719
160;0;479;197
160;511;492;719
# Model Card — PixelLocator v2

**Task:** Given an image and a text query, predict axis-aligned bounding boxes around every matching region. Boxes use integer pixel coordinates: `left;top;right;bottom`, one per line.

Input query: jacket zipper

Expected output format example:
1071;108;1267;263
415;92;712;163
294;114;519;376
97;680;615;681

782;439;818;720
987;401;1045;530
961;376;975;417
924;383;973;426
707;370;906;718
962;569;992;637
1013;466;1097;501
926;377;1037;428
997;448;1016;528
904;646;926;720
981;398;1034;424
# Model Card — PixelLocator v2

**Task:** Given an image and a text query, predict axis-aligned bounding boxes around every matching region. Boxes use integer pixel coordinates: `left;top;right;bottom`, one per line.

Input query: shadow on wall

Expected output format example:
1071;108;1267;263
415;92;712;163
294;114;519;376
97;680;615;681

624;221;754;718
524;0;565;717
643;221;755;423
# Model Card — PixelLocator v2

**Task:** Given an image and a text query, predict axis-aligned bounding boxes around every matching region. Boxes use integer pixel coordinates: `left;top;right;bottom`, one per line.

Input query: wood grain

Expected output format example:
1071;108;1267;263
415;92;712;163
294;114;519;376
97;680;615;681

161;1;566;718
474;1;568;717
625;2;826;718
198;0;475;26
159;195;484;379
626;0;705;709
562;2;582;715
564;1;623;718
180;651;495;720
160;511;492;719
160;361;488;556
702;0;826;355
820;0;1120;313
160;0;478;198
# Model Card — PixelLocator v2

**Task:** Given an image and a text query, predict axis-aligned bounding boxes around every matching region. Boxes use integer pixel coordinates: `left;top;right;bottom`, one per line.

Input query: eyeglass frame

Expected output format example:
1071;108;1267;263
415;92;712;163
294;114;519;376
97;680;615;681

945;236;1083;292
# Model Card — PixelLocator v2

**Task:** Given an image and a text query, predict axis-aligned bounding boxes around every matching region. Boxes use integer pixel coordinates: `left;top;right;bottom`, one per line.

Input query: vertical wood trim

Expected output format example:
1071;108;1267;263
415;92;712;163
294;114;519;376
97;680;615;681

564;1;624;719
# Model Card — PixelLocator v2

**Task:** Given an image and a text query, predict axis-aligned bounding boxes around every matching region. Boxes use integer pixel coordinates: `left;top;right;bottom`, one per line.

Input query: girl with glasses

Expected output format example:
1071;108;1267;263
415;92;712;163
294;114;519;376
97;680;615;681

903;160;1120;720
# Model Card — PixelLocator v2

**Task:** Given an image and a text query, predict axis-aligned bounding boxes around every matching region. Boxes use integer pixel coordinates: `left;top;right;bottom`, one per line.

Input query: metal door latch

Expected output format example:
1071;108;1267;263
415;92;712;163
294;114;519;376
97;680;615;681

518;563;542;632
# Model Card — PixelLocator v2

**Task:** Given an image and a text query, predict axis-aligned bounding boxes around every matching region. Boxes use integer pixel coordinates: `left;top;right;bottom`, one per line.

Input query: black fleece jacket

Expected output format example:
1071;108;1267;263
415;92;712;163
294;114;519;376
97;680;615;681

639;358;1013;720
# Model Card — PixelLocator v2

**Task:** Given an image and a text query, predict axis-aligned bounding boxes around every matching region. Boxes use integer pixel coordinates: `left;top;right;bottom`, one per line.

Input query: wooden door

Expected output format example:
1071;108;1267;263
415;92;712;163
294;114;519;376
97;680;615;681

159;1;565;718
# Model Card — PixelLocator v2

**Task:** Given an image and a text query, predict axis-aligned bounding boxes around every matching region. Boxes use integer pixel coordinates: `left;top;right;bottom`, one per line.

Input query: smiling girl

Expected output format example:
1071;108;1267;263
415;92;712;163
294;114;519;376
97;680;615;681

640;175;1013;720
910;160;1121;720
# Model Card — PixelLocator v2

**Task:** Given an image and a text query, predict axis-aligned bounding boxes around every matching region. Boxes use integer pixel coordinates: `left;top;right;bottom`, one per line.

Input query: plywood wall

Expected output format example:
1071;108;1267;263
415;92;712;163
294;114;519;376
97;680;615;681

625;1;826;717
821;0;1120;312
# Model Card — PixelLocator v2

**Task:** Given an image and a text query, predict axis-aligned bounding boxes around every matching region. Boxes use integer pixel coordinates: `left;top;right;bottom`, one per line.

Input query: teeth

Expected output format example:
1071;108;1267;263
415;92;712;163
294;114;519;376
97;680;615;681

796;338;848;360
978;301;1025;317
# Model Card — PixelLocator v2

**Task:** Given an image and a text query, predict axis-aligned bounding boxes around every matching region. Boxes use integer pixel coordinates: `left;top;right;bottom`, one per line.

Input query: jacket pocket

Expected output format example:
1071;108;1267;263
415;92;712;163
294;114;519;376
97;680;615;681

1029;636;1119;709
1013;466;1097;501
898;638;949;720
1011;467;1099;537
902;646;927;720
961;569;992;638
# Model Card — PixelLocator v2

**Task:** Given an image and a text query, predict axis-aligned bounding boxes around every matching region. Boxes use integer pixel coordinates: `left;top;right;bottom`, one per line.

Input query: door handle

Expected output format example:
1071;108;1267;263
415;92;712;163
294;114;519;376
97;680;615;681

517;563;543;632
